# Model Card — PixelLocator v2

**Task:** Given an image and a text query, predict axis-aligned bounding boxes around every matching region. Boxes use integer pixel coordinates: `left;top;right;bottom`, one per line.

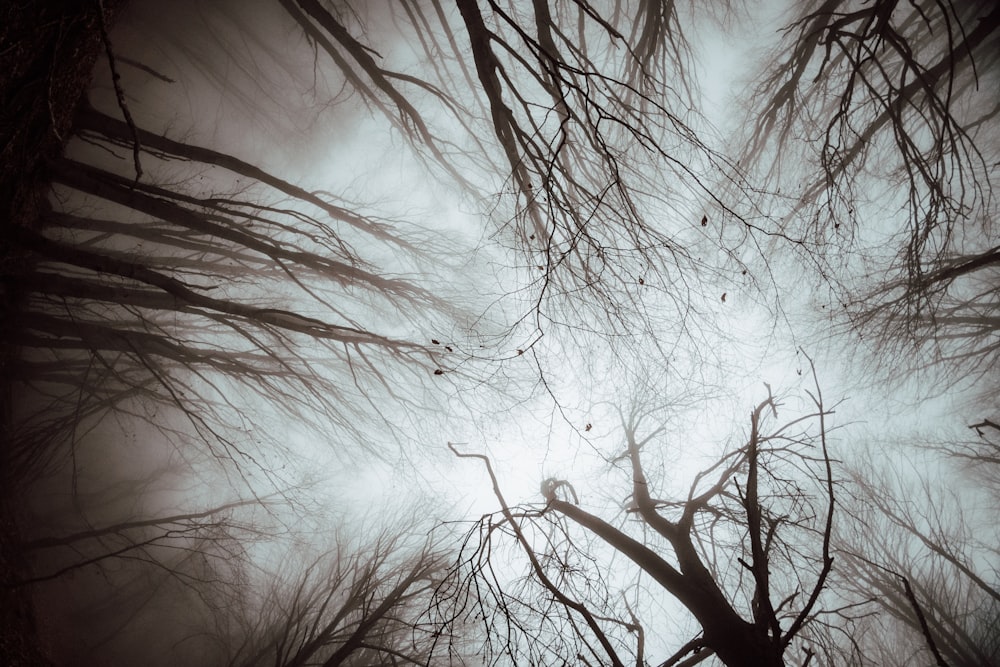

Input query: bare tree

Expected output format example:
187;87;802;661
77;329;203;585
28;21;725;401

2;6;767;659
3;6;470;662
2;4;132;662
736;5;1000;661
743;0;1000;389
833;421;1000;667
3;1;794;502
8;102;454;475
434;371;839;667
15;491;284;666
4;2;997;666
842;245;1000;389
220;528;448;667
273;0;781;360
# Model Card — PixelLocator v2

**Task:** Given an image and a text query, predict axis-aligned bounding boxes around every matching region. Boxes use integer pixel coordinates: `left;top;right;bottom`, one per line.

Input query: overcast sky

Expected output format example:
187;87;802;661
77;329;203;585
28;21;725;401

16;1;998;665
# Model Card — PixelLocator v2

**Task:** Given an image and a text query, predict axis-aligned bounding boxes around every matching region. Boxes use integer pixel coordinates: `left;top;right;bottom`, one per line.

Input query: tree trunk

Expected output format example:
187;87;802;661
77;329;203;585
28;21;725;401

0;1;128;664
703;619;784;667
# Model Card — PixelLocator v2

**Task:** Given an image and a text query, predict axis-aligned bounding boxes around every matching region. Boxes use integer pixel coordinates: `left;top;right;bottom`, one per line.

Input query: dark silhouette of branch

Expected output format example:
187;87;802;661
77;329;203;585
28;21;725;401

444;382;837;667
95;0;142;184
449;442;627;667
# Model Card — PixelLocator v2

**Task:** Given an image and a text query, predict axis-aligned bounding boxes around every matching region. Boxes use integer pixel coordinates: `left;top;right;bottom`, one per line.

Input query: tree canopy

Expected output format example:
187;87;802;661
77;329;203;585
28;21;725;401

1;1;997;666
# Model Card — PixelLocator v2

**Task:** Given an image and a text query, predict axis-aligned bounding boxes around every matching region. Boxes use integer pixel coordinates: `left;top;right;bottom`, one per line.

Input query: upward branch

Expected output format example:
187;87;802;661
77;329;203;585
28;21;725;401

448;442;627;667
782;353;835;646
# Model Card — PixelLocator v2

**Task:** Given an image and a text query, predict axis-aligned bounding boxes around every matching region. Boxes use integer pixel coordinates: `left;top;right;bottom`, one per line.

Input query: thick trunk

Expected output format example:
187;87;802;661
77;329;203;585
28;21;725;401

550;499;786;666
0;2;128;664
703;619;784;667
1;0;127;237
677;554;784;667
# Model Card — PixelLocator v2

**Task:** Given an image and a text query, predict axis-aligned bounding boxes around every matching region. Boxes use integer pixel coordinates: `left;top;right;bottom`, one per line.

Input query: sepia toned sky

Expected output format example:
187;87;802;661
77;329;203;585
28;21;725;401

15;1;997;665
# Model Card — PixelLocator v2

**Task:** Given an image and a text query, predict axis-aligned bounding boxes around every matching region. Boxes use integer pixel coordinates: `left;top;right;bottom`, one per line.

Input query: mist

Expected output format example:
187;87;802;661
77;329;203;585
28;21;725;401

2;1;998;666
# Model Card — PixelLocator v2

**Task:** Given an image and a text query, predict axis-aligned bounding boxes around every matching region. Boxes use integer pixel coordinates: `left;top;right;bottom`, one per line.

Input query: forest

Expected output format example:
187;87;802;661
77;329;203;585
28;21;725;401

1;1;997;665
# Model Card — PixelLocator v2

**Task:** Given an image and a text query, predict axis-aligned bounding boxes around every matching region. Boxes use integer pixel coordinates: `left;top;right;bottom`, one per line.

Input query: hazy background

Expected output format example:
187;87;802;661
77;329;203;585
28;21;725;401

9;1;997;665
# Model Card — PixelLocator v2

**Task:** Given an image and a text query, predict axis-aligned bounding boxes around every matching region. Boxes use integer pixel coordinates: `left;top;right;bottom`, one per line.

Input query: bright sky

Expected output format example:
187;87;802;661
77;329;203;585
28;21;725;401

23;1;997;665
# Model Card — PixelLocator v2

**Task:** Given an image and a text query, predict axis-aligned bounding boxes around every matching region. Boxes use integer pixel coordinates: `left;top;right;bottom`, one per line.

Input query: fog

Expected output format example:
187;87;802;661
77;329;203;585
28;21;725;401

4;1;998;666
